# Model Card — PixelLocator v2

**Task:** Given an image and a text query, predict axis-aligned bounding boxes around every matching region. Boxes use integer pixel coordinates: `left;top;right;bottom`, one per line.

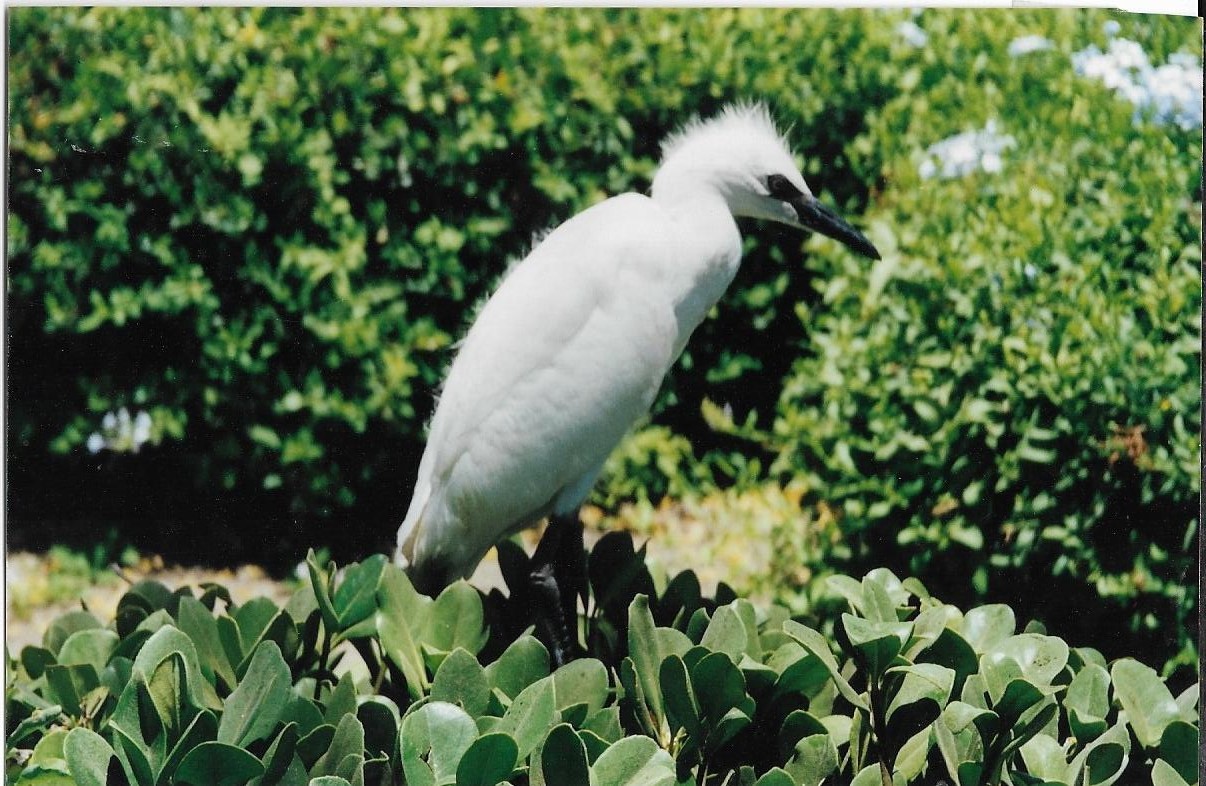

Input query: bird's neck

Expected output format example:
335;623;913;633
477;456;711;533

651;186;744;356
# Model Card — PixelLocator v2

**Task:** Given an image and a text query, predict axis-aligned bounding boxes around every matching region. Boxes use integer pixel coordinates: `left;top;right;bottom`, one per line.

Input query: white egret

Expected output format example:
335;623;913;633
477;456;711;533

396;103;880;661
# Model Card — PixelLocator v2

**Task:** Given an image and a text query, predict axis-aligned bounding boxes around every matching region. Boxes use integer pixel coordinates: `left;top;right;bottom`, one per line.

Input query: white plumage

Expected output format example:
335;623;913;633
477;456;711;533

396;103;879;593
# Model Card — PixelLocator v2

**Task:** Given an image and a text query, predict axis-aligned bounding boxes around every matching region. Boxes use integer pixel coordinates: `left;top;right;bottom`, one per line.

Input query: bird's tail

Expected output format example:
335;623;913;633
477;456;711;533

395;481;430;569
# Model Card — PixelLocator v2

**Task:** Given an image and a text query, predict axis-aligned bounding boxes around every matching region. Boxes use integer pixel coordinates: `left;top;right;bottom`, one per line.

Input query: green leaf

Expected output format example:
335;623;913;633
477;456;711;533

62;728;115;786
162;708;219;782
754;769;795;786
178;596;238;691
1152;759;1193;786
583;705;624;744
257;722;300;786
312;712;365;778
217;641;292;747
1110;658;1182;749
174;741;265;786
455;733;518;786
400;701;479;785
626;594;689;724
989;634;1068;687
659;655;702;739
358;697;400;760
922;627;979;693
20;646;56;680
1067;722;1132;786
894;725;933;781
841;614;911;682
234;598;282;655
496;675;558;759
700;604;748;661
825;575;865;613
934;701;997;782
1083;741;1126;786
690;651;753;728
377;565;432;699
56;629;118;674
44;664;97;716
432;647;491;716
1019;732;1070;783
146;651;187;737
1173;684;1198;720
849;764;884;786
43;611;103;656
333;554;387;628
23;729;74;784
778;709;827;761
1066;663;1110;742
540;724;590;786
860;573;900;623
1158;720;1198;785
107;675;156;785
588;533;656;618
784;733;839;786
323;671;358;725
132;625;221;710
553;657;609;718
994;679;1052;728
962;605;1015;653
7;705;66;748
306;549;340;632
886;663;955;722
783;620;868;710
486;635;550;703
590;735;675;786
424;581;487;655
770;646;830;700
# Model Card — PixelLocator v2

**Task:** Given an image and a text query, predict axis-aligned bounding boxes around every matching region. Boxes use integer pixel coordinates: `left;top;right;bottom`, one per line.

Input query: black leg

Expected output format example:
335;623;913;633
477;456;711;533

529;512;585;667
555;512;586;629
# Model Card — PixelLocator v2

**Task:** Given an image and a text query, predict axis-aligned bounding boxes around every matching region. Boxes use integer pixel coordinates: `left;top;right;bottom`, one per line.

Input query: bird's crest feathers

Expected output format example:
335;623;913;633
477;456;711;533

659;101;792;163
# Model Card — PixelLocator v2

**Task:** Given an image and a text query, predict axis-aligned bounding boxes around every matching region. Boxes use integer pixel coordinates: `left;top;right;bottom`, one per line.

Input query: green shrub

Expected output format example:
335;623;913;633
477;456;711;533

5;7;903;553
5;545;1199;785
745;10;1200;677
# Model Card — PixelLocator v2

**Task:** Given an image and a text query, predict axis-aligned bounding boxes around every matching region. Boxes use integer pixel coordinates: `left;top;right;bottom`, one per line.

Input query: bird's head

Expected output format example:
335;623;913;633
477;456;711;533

652;102;880;260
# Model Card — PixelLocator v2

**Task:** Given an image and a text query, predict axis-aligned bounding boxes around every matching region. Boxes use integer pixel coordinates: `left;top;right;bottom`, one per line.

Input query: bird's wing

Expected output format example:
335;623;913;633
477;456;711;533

407;194;681;576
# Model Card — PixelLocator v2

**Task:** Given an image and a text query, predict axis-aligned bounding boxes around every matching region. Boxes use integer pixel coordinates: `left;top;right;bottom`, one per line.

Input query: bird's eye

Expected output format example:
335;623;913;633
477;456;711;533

766;174;802;200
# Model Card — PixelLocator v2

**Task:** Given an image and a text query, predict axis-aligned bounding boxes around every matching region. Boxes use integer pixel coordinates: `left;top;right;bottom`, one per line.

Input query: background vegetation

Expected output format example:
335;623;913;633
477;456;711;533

6;7;1199;685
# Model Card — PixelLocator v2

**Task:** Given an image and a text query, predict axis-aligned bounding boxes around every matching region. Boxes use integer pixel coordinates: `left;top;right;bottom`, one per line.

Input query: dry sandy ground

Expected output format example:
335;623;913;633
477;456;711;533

5;506;753;654
4;528;555;653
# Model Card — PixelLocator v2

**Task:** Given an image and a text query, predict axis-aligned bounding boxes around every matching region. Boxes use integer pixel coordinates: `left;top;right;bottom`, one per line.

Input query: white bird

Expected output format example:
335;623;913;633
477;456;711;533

395;103;879;659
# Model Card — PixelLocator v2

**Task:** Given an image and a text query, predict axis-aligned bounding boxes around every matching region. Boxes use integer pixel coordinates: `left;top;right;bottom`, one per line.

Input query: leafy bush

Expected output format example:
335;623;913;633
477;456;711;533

600;10;1201;676
5;543;1198;785
753;10;1201;678
5;6;903;560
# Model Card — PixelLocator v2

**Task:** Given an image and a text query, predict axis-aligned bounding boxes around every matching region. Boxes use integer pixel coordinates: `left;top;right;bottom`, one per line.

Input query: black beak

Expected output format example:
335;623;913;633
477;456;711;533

791;196;881;260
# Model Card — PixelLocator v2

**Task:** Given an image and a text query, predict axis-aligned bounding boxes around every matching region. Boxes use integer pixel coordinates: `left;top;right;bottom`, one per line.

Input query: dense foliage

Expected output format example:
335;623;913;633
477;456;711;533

5;543;1199;785
6;9;1199;674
